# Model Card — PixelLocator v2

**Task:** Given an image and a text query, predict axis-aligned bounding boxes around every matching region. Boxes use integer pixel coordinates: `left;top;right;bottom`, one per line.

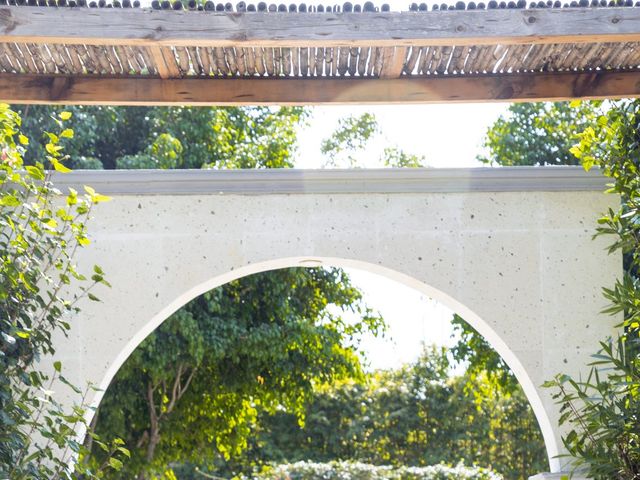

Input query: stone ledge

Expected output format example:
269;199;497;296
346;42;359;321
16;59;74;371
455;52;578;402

50;167;608;196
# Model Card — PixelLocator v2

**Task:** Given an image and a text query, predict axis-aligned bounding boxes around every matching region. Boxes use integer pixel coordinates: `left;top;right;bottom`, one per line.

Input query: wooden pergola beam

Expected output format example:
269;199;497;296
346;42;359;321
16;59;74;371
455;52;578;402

2;71;639;105
1;7;640;48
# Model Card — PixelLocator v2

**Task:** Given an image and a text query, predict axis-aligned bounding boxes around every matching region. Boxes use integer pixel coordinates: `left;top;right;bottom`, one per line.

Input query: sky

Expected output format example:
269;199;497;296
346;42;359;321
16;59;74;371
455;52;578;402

292;103;511;371
295;104;509;169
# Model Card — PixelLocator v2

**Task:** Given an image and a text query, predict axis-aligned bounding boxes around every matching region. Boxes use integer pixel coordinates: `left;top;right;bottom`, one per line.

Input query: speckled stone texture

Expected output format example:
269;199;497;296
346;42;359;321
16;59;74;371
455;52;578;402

54;177;620;475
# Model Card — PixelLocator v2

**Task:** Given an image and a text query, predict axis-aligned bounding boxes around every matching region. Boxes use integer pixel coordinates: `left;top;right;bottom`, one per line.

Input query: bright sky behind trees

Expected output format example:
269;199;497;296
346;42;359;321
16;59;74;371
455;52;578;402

296;104;509;169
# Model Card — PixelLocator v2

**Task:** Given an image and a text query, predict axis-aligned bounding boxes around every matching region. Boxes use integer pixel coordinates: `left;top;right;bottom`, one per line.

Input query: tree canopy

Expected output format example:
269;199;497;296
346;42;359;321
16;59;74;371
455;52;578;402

183;345;547;480
478;102;599;166
14;106;307;170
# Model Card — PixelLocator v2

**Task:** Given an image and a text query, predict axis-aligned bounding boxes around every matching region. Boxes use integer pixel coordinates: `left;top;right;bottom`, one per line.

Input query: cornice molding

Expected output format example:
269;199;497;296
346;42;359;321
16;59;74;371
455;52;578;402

51;167;608;195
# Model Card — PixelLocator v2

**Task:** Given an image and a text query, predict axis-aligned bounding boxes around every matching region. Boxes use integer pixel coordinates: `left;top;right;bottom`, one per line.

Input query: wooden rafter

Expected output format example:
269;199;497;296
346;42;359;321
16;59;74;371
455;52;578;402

379;47;407;79
1;5;640;103
147;46;181;79
1;7;640;48
2;71;639;105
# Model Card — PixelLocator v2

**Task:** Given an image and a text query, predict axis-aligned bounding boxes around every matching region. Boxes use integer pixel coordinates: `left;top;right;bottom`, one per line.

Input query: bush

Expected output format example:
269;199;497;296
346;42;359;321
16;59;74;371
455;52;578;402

116;133;182;169
0;104;127;478
247;461;502;480
73;155;104;170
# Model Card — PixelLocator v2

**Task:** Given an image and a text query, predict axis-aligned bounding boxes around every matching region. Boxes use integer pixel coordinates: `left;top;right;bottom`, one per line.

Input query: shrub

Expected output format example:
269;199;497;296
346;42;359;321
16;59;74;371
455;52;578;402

247;461;502;480
0;104;127;479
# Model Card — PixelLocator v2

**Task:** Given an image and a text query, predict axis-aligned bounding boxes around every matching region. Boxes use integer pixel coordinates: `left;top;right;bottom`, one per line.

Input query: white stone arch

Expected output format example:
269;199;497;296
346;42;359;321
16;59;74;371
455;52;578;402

93;256;559;471
54;168;620;477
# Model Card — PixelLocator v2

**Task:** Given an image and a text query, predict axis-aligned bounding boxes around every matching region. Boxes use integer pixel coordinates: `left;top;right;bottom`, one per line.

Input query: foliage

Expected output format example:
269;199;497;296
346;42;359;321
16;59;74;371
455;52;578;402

92;268;384;479
321;113;379;167
450;314;519;394
14;106;307;170
319;113;428;168
0;104;127;478
246;460;503;480
117;133;184;170
196;346;547;480
478;102;600;166
543;100;640;479
381;146;426;168
74;156;105;170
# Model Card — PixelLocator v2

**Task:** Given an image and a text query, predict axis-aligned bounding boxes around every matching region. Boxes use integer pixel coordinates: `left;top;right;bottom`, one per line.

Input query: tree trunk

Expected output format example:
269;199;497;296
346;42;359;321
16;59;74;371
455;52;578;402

136;366;197;480
135;380;161;480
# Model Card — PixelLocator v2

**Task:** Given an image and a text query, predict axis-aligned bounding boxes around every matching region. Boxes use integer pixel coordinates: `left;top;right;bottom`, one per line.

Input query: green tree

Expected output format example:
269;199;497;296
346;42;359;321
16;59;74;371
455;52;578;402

321;113;379;167
93;268;383;479
226;345;547;480
478;102;599;166
381;146;426;168
14;106;307;170
319;113;427;168
450;314;518;394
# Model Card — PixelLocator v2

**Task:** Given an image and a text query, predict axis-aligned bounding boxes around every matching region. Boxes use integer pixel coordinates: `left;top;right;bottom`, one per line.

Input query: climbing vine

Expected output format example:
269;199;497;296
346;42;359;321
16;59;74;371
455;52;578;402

0;104;128;479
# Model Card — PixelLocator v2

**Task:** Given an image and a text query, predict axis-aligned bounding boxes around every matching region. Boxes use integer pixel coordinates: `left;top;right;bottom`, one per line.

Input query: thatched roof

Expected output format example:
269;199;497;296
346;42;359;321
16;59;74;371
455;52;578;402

1;2;639;104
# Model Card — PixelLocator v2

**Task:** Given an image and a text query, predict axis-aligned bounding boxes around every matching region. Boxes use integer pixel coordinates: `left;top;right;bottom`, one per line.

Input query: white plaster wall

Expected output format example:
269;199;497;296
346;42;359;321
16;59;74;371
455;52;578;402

57;187;620;473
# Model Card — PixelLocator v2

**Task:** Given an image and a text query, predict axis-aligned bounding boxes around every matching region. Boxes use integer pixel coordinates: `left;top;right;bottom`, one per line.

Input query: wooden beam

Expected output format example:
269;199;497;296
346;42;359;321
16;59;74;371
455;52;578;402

2;7;640;48
1;71;639;105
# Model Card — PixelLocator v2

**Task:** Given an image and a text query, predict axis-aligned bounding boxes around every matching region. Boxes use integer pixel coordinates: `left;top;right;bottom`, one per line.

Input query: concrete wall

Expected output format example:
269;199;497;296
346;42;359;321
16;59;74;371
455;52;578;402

53;167;621;474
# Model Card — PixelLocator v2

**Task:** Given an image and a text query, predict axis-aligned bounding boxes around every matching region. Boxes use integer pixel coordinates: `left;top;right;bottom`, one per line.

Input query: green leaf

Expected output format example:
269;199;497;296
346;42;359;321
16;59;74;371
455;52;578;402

117;446;130;458
51;158;72;173
53;361;62;372
92;193;112;203
0;194;21;207
60;128;74;139
67;187;78;205
45;141;60;153
25;165;45;181
59;375;82;394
